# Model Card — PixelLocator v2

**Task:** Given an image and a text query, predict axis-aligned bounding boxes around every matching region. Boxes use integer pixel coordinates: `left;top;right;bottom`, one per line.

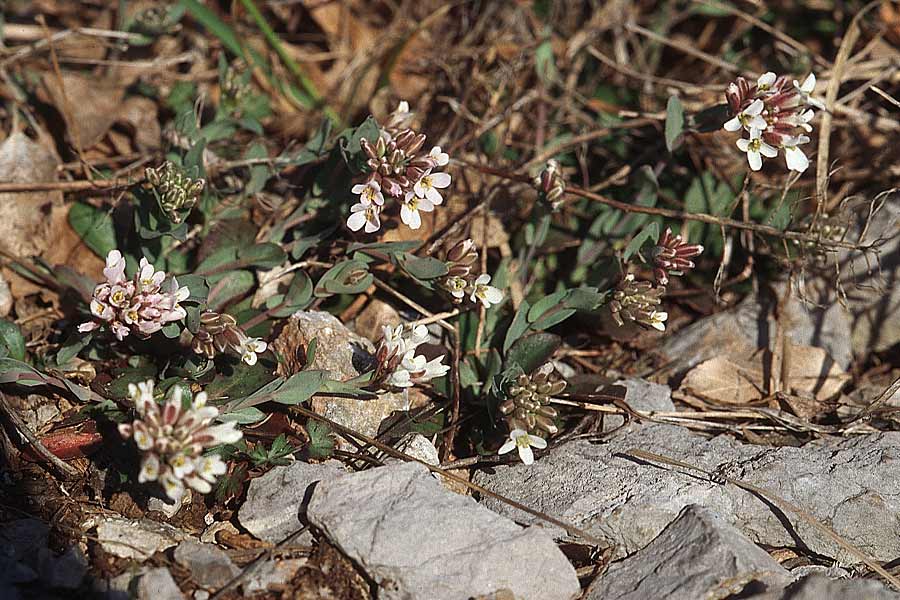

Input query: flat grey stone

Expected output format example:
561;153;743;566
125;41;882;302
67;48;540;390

307;461;580;600
776;574;900;600
590;505;791;600
604;378;675;432
95;517;190;560
173;540;240;590
0;519;49;562
136;567;184;600
475;424;900;563
238;460;345;544
37;545;88;589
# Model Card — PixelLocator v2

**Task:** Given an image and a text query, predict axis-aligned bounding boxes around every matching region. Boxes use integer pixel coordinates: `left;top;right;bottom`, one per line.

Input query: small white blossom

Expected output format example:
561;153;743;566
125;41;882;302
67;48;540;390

400;193;435;230
723;98;767;132
498;429;547;466
782;134;811;173
413;169;451;206
428;146;449;167
736;128;778;171
469;274;503;308
756;71;777;91
238;337;268;366
647;310;668;332
347;200;382;233
792;73;824;109
351;181;384;206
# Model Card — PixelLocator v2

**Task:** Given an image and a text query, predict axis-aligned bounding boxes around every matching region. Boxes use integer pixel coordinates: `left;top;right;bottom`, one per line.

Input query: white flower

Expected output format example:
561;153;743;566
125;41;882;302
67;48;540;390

498;429;547;466
386;367;413;388
238;337;268;365
469;274;503;308
413;169;451;206
346;200;382;233
419;355;450;380
400;193;434;229
396;100;410;114
724;98;767;132
648;310;668;332
428;146;449;167
792;73;824;108
137;258;166;293
736;128;778;171
351;181;384;206
782;134;811;173
757;71;777;91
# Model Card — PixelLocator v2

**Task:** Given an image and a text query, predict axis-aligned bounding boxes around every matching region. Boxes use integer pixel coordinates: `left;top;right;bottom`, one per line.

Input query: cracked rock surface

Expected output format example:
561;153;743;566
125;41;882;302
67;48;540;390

307;461;580;600
238;459;345;544
475;423;900;563
589;504;791;600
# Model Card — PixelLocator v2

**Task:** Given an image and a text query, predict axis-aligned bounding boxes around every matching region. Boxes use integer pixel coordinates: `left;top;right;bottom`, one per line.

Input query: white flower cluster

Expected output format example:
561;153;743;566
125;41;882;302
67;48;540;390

437;239;504;309
118;380;242;503
348;101;453;232
724;72;821;172
79;250;189;340
374;324;450;388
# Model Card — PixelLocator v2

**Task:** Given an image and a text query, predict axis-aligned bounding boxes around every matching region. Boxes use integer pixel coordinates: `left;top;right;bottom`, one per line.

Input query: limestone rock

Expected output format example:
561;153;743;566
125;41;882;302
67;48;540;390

307;462;580;600
589;504;791;599
476;424;900;563
238;460;345;544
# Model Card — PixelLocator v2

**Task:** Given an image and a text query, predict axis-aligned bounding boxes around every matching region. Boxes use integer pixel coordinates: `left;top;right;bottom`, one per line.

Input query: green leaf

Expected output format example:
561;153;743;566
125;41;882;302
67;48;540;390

400;255;449;281
306;420;335;458
505;332;561;374
68;202;117;258
315;260;372;297
623;222;660;262
0;320;25;361
55;330;92;366
665;95;684;152
530;308;576;331
268;271;313;318
239;243;287;269
503;300;531;354
269;370;327;405
528;290;567;323
244;142;270;194
180;0;244;57
218;406;267;424
207;270;255;311
535;37;558;84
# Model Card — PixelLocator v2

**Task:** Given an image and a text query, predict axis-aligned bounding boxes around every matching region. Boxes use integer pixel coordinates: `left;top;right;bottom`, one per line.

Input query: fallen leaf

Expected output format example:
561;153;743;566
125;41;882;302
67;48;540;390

681;344;849;405
40;71;126;150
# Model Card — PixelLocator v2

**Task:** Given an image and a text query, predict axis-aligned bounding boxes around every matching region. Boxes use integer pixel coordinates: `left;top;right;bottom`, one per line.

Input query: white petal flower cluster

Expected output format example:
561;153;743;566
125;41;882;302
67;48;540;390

723;72;820;173
348;101;453;233
437;239;504;309
78;250;189;340
374;324;450;389
118;380;242;503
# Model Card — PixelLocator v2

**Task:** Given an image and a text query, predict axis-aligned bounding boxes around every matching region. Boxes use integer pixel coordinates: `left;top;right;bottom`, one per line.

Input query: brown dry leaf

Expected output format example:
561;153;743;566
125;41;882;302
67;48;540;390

681;353;766;405
681;344;850;405
40;71;126;150
300;0;381;115
0;132;62;258
115;96;162;151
